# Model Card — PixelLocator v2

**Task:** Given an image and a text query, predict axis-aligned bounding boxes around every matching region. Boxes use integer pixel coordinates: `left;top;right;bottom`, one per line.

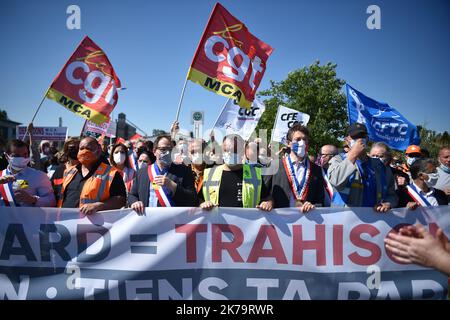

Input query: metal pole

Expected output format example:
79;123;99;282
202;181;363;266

175;78;188;122
22;88;49;141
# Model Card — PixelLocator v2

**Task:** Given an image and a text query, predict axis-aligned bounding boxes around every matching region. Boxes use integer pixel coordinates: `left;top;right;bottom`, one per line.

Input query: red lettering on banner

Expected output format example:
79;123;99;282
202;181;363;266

212;224;244;263
348;224;381;265
175;224;207;263
247;225;288;264
292;225;326;266
333;225;344;266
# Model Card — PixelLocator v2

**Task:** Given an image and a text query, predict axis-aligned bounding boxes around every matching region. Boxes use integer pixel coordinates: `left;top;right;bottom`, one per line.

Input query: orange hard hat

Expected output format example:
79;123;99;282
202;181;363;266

405;145;421;154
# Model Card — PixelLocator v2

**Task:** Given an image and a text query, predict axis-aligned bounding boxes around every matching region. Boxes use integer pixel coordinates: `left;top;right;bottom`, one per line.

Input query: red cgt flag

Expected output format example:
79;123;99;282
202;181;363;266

47;36;121;125
187;3;273;109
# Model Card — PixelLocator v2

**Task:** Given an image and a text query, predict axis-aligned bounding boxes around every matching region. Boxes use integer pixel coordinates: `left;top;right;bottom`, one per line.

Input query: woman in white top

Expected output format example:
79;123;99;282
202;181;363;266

109;143;136;193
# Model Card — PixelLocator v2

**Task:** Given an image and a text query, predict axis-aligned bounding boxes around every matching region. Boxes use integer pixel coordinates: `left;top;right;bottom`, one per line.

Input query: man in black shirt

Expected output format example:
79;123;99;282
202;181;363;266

200;134;271;210
58;137;126;214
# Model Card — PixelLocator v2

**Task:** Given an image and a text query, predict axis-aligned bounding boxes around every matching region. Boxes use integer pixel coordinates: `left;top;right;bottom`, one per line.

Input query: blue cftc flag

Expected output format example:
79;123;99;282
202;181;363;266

346;84;420;151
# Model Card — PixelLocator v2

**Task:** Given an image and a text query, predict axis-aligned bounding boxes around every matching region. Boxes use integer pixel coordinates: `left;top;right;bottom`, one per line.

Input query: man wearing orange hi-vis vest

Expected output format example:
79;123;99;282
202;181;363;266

57;137;126;214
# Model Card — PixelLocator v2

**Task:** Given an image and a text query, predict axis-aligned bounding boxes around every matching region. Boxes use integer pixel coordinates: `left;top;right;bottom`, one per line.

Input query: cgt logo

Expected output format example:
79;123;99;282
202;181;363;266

65;52;118;106
204;30;264;92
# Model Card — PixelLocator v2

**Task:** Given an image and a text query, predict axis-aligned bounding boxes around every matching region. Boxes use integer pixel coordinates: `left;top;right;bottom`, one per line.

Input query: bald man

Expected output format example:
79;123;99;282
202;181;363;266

58;137;126;214
318;144;338;172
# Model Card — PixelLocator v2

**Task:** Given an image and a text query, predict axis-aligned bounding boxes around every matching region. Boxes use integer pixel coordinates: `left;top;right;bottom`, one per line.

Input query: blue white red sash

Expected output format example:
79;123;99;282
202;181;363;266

129;151;139;171
282;155;312;201
0;169;18;207
147;163;173;207
321;168;334;205
406;184;433;207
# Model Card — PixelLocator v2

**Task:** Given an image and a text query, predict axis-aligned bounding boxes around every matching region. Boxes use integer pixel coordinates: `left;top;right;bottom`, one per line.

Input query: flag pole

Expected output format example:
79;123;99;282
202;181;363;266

270;105;281;143
22;88;50;141
212;97;231;129
174;78;188;122
79;119;87;137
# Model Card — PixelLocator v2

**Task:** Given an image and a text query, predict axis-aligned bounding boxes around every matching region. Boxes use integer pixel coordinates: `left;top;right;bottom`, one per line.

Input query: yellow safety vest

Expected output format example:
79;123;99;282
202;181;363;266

202;164;262;208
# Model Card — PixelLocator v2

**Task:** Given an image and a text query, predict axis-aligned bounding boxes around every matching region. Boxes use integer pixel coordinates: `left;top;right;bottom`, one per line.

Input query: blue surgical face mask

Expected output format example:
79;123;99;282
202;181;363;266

439;163;450;174
223;152;240;165
291;140;306;158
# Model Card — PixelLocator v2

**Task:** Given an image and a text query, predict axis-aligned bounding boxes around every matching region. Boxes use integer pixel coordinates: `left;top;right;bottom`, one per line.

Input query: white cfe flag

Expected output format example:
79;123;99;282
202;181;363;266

271;105;310;145
214;98;266;141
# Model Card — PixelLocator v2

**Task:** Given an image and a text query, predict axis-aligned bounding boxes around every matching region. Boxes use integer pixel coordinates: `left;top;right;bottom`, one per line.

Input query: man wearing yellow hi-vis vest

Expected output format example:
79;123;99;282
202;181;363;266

200;134;272;211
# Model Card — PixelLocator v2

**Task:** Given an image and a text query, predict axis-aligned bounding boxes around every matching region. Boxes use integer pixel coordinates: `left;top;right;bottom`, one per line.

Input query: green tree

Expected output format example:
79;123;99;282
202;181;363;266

0;109;7;120
417;125;450;159
257;60;347;155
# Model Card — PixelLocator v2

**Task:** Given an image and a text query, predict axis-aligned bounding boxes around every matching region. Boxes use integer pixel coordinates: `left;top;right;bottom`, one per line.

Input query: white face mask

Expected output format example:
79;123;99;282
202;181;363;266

7;155;30;172
406;156;417;166
191;152;203;165
425;172;439;187
223;152;240;165
113;152;126;165
349;138;367;149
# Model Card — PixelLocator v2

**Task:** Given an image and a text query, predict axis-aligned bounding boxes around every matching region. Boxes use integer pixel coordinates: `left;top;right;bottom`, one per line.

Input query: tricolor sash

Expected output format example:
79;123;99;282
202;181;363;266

406;184;433;207
128;151;139;171
0;169;18;207
321;168;334;206
147;164;174;207
282;155;312;201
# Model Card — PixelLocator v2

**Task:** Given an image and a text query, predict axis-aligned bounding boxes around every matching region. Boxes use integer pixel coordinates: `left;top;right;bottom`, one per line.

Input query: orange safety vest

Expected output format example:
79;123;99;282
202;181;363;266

57;162;118;208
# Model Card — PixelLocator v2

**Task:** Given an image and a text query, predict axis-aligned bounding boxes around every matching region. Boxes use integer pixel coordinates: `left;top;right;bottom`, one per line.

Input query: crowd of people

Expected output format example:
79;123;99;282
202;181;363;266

1;121;449;275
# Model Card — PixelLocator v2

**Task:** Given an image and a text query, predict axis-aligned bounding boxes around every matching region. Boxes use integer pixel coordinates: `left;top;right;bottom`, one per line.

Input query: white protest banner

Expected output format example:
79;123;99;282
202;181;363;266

16;126;68;141
0;206;448;300
214;98;265;141
84;119;116;137
271;106;310;145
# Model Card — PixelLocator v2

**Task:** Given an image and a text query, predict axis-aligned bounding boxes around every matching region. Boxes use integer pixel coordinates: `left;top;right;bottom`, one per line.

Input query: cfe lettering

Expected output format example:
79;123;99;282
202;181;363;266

280;113;301;128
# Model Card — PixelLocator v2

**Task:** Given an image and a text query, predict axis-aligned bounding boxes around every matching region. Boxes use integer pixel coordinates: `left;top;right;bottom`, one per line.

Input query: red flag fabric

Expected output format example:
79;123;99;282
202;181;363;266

130;133;142;142
47;36;121;125
187;3;273;109
116;137;126;144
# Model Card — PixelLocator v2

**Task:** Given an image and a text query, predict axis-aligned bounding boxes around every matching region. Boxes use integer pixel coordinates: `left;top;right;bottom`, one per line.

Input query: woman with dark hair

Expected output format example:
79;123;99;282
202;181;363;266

110;143;136;193
50;137;81;205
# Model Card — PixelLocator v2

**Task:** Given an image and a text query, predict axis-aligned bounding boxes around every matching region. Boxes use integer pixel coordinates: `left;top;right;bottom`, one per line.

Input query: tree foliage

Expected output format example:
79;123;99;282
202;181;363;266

417;125;450;159
257;60;347;155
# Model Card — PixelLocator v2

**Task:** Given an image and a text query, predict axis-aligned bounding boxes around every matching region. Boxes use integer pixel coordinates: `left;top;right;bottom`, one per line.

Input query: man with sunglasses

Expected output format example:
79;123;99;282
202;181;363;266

128;135;198;213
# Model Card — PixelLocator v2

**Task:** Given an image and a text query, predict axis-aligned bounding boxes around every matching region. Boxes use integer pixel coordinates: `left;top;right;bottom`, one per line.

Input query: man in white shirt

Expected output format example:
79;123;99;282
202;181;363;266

0;139;55;207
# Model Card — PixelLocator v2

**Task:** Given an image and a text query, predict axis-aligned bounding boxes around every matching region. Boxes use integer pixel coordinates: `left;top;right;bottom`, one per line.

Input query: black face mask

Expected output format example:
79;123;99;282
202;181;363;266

67;148;79;160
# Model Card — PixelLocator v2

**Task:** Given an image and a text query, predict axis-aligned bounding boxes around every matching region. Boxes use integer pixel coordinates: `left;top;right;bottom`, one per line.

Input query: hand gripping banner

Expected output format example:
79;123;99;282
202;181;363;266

0;206;448;300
